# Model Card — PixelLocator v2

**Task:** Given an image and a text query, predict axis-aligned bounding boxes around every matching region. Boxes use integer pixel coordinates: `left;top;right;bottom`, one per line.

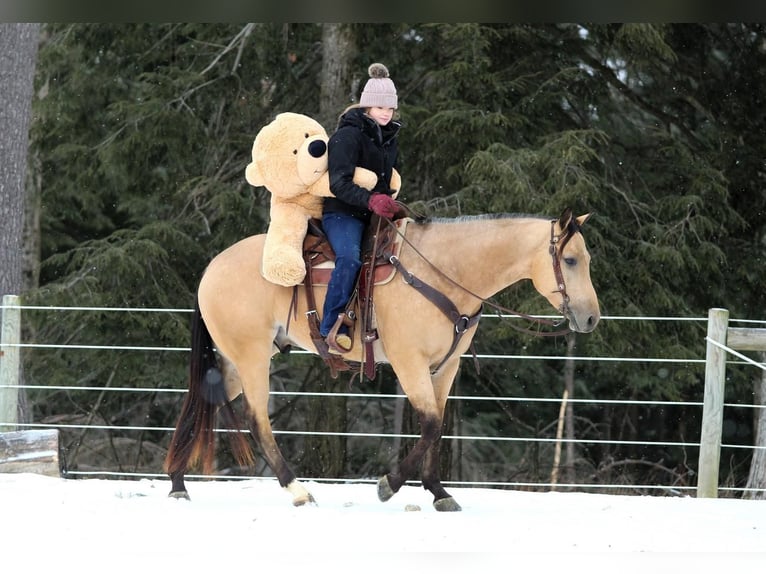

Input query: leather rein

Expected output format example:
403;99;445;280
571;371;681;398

382;208;575;345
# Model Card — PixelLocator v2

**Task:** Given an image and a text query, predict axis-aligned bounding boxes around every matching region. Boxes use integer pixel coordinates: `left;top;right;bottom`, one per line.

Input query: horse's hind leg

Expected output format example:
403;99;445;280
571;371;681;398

242;400;315;506
236;355;315;506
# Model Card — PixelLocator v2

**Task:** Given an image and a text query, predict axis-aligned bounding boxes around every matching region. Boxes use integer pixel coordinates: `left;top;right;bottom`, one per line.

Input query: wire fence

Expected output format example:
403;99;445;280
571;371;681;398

2;302;765;496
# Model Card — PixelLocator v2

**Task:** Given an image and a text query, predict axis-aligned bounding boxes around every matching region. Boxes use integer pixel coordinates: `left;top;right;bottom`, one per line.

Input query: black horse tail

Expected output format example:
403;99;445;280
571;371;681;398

164;295;254;478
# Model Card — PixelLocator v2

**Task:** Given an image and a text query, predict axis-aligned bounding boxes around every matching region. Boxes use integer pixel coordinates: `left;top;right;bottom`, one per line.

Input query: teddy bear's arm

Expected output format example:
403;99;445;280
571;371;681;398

261;203;311;286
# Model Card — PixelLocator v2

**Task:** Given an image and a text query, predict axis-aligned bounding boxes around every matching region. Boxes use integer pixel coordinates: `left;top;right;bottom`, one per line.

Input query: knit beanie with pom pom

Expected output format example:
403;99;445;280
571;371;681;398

359;63;398;109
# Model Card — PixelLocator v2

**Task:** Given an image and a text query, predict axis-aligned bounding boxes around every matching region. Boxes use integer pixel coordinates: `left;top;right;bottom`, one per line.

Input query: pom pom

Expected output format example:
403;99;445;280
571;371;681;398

368;63;389;79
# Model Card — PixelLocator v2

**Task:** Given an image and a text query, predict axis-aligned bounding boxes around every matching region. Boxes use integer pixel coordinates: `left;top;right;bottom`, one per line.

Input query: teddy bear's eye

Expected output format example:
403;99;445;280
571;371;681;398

304;133;309;138
293;149;298;155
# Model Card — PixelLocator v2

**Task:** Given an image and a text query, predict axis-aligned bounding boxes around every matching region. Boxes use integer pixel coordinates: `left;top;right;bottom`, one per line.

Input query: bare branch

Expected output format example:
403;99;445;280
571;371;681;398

200;23;255;76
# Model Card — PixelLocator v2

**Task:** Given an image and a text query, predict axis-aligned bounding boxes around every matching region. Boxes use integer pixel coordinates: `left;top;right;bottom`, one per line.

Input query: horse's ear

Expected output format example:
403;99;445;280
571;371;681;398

558;208;573;230
575;213;592;227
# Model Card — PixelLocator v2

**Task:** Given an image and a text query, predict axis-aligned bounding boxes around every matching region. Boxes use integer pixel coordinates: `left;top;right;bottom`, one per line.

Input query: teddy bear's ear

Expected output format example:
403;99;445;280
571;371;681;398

245;161;264;187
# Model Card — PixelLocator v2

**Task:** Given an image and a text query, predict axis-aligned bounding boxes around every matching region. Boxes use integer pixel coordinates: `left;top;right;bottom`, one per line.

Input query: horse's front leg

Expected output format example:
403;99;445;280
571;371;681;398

422;358;463;511
377;413;442;502
421;434;461;511
377;414;458;511
378;359;462;511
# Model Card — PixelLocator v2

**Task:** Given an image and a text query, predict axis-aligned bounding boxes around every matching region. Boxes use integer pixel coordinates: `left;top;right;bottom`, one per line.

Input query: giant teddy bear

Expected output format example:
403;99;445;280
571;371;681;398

245;112;400;286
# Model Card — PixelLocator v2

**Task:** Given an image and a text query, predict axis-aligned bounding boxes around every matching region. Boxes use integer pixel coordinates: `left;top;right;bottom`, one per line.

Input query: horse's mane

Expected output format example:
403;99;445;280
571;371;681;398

421;213;549;225
416;212;584;239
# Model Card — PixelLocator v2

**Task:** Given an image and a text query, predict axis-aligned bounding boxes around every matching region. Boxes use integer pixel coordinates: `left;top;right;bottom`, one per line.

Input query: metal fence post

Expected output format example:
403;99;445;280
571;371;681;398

697;307;728;498
0;294;21;431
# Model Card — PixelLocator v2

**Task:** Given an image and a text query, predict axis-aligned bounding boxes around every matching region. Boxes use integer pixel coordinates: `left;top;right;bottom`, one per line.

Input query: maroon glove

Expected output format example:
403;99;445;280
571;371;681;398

368;193;398;218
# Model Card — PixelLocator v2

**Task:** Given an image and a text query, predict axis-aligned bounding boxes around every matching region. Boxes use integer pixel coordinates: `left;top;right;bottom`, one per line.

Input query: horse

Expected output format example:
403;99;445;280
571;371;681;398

164;208;600;511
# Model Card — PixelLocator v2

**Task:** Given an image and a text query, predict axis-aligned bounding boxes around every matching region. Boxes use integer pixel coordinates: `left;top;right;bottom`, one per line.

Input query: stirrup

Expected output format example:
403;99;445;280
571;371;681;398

326;334;352;355
327;313;353;354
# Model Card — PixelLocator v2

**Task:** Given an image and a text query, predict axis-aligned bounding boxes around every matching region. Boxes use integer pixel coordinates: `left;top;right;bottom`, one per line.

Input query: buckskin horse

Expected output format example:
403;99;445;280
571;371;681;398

164;208;600;511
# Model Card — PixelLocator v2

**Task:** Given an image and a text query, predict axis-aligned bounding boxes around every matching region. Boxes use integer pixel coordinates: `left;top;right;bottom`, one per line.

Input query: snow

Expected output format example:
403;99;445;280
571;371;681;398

2;472;764;571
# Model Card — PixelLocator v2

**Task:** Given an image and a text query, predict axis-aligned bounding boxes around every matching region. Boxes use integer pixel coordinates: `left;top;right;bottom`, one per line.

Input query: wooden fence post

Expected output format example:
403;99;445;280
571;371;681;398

0;294;21;432
697;307;728;498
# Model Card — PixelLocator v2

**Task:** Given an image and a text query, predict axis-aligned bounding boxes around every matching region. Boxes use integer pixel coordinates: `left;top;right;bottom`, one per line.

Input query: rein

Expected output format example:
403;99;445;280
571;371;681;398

386;205;574;338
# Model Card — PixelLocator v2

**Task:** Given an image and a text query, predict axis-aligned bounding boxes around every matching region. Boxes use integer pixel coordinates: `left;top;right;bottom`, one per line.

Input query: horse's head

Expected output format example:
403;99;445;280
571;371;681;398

532;208;600;333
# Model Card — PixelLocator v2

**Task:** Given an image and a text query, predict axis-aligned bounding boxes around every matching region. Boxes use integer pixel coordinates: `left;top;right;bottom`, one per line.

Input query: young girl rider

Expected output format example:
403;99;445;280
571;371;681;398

319;62;401;353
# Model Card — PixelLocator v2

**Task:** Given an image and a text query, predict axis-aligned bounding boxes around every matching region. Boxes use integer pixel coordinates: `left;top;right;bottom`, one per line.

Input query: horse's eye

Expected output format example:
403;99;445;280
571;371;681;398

564;257;577;266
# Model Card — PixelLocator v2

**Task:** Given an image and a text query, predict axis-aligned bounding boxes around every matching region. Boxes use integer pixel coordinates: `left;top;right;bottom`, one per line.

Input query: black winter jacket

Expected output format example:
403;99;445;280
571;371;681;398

324;107;401;219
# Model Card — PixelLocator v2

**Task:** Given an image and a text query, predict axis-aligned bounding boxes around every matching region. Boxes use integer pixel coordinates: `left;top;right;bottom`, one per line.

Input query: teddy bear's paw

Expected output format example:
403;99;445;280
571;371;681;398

263;260;307;287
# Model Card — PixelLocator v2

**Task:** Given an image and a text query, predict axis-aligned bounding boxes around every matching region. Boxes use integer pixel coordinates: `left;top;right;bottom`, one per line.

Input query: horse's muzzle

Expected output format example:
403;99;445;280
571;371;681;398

565;307;600;333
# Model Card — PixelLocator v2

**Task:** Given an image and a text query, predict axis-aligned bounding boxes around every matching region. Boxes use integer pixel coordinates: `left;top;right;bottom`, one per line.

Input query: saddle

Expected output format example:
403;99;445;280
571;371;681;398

298;216;410;380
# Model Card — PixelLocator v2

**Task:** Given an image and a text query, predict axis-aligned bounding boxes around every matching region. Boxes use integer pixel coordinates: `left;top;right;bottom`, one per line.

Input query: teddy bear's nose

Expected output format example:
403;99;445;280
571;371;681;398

307;139;327;158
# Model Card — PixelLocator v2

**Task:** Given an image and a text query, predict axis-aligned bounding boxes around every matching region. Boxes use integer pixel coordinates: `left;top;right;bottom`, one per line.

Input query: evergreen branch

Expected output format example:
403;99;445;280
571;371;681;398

580;52;706;149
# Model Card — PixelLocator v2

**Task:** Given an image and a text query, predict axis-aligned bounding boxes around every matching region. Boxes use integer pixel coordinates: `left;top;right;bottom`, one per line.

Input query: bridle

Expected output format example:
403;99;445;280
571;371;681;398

549;217;575;323
384;210;575;338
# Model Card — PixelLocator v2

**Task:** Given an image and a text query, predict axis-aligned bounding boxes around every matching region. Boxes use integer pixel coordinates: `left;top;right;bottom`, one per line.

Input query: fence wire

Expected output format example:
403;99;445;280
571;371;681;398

2;304;765;495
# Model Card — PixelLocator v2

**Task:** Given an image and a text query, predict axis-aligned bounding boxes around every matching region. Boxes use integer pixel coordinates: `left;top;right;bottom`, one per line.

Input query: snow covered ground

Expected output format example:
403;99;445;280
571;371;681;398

2;473;764;572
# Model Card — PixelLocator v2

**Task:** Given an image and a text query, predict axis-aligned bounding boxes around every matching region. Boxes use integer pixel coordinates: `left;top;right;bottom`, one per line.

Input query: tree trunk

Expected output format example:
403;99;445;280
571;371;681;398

564;332;577;484
302;373;347;478
23;152;41;292
299;24;357;478
0;23;39;299
745;352;766;499
391;380;405;475
0;24;40;427
318;23;356;131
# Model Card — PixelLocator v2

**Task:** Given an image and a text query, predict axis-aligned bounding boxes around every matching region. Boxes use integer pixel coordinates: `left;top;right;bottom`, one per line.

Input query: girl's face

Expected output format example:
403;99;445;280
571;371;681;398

367;106;395;126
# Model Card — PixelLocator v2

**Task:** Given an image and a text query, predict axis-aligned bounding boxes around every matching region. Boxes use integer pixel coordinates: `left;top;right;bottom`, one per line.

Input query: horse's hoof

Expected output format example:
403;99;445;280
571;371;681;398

292;492;317;507
168;490;190;501
377;475;395;502
285;480;316;507
433;497;461;512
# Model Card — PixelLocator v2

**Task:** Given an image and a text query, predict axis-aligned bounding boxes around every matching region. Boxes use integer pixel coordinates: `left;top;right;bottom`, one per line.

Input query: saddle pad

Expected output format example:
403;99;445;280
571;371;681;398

311;218;411;287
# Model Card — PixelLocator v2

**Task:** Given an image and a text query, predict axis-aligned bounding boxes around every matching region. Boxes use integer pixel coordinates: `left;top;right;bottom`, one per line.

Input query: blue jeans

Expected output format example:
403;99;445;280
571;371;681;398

319;213;367;336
